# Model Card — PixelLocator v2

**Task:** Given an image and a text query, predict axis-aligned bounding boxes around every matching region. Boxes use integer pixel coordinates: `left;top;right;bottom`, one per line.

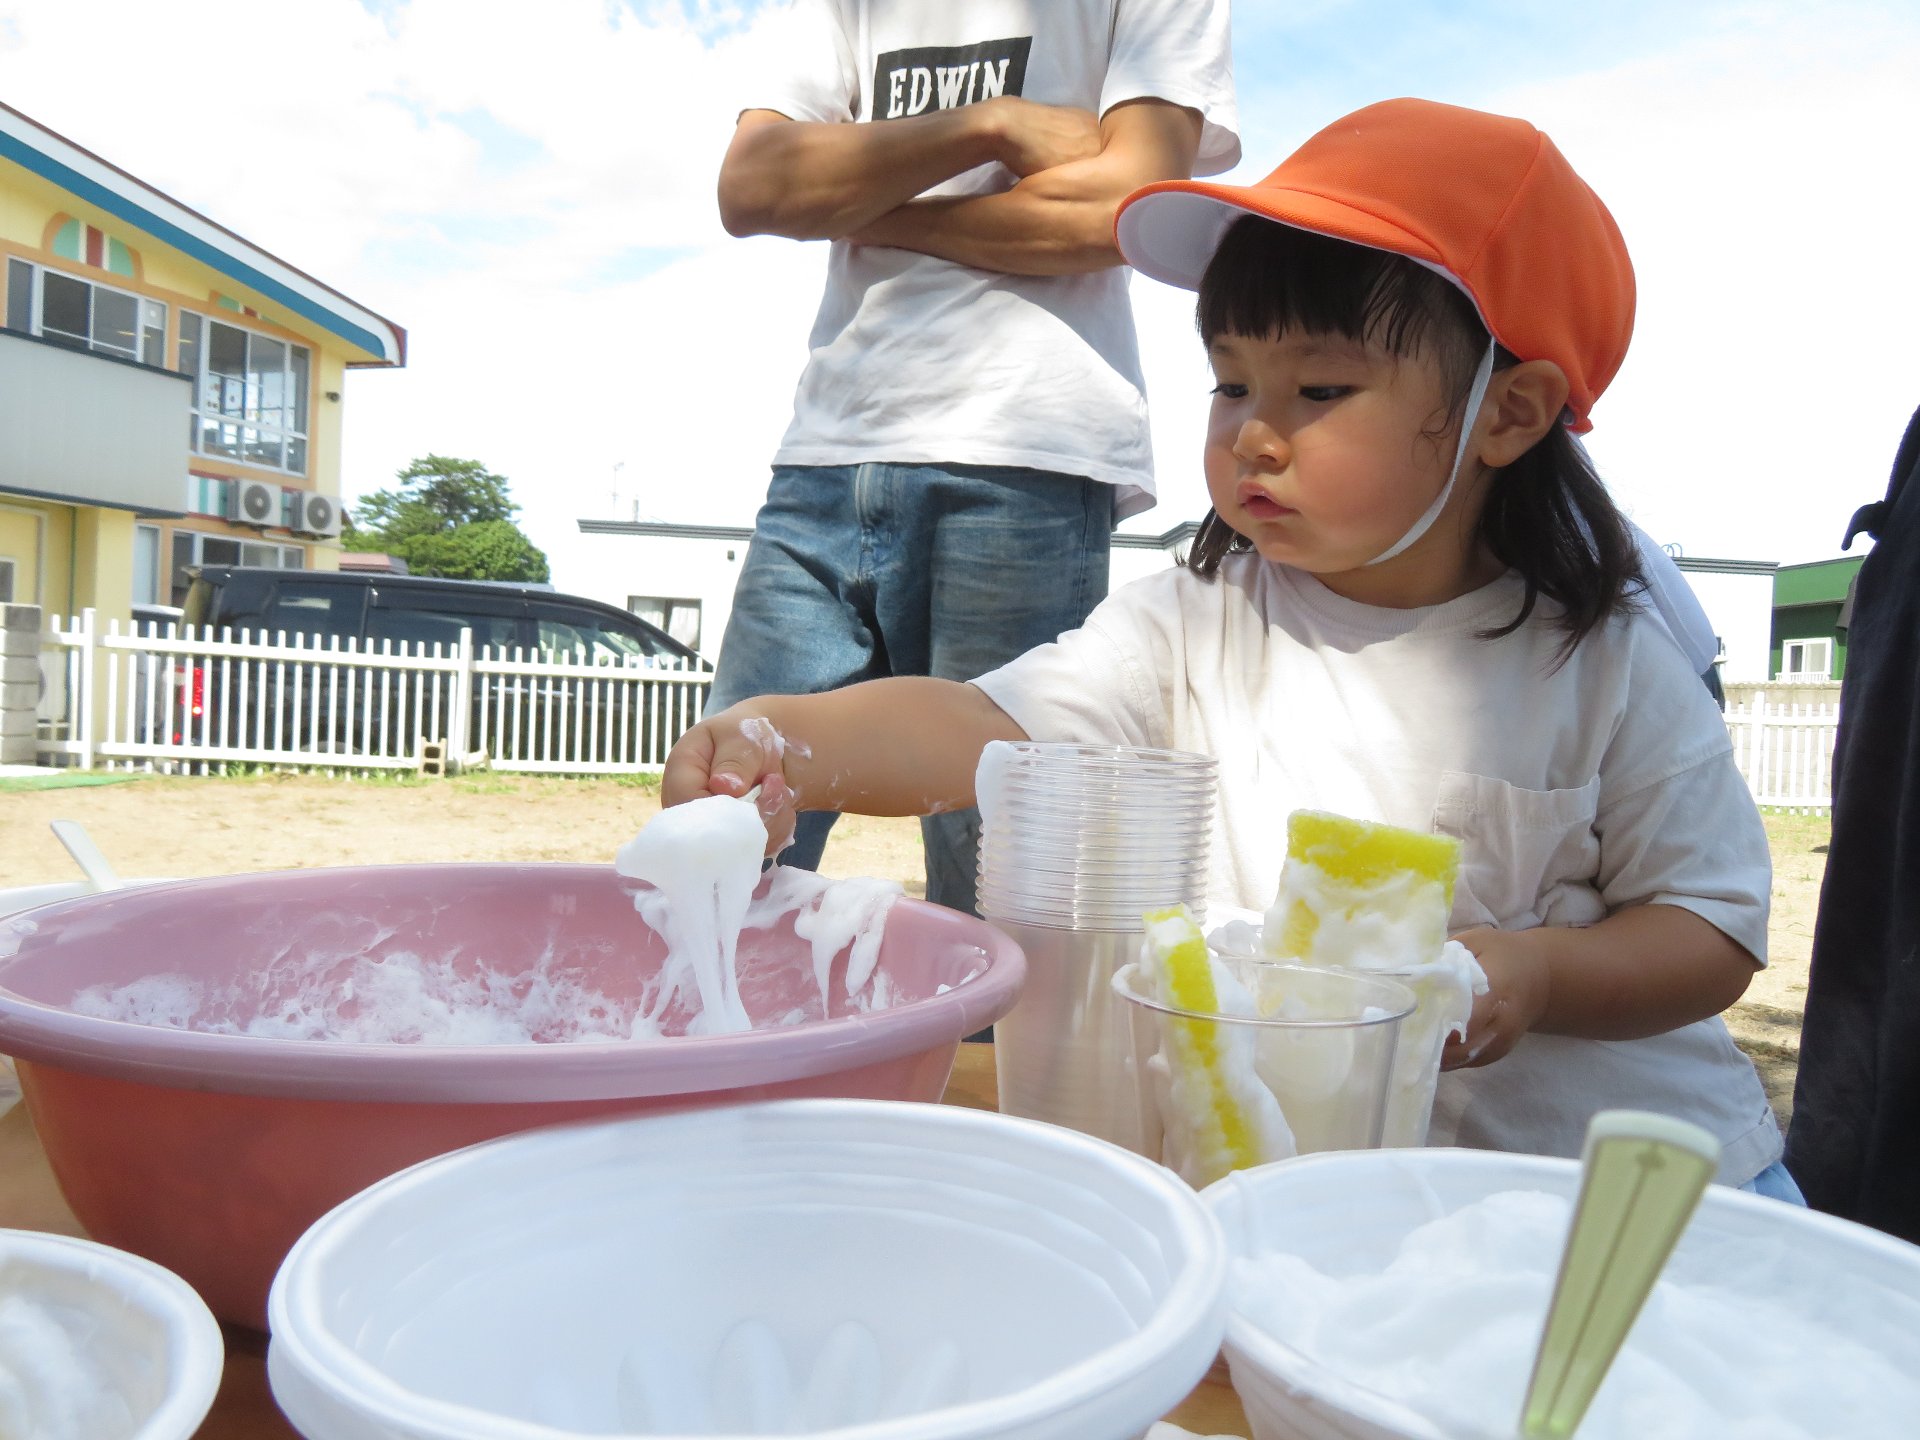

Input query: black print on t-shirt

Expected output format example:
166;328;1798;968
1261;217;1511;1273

873;37;1032;119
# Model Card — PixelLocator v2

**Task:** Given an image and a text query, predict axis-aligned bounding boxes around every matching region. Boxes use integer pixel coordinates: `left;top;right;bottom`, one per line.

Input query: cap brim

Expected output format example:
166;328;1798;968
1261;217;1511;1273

1116;179;1451;293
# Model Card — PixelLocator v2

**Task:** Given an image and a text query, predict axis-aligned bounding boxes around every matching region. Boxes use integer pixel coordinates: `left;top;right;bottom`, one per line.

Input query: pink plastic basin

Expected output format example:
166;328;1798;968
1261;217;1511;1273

0;864;1025;1329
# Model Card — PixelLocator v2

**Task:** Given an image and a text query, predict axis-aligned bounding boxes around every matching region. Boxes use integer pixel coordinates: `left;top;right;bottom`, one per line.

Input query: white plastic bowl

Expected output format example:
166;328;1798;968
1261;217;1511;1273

0;1228;224;1440
1203;1148;1920;1440
268;1099;1227;1440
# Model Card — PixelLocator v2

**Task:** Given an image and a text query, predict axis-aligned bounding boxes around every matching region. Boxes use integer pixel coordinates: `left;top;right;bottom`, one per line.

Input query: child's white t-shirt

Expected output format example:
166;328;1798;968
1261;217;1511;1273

741;0;1240;518
971;553;1782;1183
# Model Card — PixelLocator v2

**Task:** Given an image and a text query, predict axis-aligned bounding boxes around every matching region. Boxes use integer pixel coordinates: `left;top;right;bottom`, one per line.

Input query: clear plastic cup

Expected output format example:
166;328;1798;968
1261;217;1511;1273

976;743;1217;1147
987;922;1150;1151
1113;961;1416;1188
1229;956;1461;1148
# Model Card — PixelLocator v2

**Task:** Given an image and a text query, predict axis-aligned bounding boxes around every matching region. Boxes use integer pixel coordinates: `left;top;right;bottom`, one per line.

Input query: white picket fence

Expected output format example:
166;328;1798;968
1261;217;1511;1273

35;609;712;775
1723;698;1839;811
31;612;1843;806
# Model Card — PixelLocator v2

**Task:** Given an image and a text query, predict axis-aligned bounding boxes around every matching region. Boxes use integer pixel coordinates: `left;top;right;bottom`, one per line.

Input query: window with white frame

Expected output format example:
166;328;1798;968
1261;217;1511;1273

1781;638;1832;680
177;311;311;476
629;595;702;651
3;257;166;367
168;528;304;606
0;557;14;605
133;524;162;606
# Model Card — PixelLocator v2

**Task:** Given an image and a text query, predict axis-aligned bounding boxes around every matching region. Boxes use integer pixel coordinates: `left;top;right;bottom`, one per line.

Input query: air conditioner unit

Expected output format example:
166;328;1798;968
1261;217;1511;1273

293;490;343;538
225;479;281;529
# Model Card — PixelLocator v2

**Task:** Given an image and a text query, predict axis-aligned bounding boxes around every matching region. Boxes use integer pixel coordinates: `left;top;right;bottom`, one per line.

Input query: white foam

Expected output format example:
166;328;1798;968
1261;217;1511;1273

1233;1189;1920;1440
0;1292;139;1440
70;801;908;1046
71;951;637;1045
1135;924;1296;1188
618;793;769;1035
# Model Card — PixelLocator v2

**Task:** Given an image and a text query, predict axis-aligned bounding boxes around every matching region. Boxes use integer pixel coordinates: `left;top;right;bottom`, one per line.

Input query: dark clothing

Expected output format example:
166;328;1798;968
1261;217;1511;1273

1785;404;1920;1242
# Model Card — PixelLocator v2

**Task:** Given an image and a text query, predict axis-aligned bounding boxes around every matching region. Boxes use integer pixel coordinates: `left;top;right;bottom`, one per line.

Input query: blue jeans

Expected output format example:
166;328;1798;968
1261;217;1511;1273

707;462;1114;915
1739;1159;1808;1205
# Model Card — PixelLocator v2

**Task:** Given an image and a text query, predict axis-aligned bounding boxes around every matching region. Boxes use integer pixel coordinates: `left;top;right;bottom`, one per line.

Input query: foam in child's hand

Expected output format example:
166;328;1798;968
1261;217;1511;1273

617;793;770;1035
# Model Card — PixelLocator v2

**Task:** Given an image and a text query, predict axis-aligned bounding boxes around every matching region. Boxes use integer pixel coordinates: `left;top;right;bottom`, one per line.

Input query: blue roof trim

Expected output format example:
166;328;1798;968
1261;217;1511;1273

0;131;392;361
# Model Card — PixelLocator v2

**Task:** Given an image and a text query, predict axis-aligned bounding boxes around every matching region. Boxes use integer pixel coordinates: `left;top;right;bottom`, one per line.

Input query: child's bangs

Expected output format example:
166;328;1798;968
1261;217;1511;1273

1197;215;1484;370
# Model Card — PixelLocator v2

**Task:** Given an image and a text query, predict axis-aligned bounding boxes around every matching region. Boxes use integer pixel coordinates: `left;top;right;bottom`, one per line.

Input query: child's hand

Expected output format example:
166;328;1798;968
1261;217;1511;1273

660;710;799;856
1441;927;1552;1070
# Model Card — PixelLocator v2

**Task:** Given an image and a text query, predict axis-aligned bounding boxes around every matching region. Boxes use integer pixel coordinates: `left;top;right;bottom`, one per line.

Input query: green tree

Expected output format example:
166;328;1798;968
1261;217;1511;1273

399;520;551;583
345;455;549;582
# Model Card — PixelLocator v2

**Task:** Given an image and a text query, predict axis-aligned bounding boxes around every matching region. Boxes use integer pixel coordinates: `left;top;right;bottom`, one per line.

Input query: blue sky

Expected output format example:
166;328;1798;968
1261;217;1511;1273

2;0;1917;583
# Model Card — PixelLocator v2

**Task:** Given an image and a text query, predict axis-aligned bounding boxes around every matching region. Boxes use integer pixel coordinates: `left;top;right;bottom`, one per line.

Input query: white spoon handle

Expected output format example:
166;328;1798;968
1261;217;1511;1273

1519;1110;1721;1438
49;819;125;893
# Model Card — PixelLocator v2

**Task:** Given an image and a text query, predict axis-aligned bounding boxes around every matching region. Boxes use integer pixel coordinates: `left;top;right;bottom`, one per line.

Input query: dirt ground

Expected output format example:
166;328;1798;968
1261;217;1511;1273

1;771;1824;1123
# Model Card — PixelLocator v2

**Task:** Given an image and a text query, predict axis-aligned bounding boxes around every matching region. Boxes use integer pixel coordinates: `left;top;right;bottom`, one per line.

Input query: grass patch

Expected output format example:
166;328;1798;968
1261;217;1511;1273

1762;810;1831;887
0;771;148;793
604;772;663;792
449;773;518;795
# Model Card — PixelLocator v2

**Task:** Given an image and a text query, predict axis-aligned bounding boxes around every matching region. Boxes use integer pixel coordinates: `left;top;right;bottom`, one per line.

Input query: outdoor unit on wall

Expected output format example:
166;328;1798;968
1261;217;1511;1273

225;479;281;529
292;490;344;538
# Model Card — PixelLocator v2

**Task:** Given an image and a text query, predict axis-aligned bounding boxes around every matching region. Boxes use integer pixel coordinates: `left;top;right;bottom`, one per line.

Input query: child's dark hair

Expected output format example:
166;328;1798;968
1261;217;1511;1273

1186;216;1643;658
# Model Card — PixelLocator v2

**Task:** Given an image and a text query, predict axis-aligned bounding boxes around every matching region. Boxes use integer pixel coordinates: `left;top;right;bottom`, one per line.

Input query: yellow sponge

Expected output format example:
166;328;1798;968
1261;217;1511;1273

1141;904;1265;1181
1271;811;1460;965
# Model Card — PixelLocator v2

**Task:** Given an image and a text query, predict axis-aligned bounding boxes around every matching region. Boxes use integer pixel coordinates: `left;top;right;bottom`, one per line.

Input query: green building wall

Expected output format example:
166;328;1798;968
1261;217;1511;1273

1770;557;1865;679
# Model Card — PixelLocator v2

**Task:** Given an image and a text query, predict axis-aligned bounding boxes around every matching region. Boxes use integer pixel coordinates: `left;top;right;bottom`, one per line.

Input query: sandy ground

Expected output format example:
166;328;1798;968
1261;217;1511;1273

1;771;1823;1122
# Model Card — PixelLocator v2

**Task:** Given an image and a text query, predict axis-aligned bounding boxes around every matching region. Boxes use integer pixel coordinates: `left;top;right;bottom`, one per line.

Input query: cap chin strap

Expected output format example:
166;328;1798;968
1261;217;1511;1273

1365;343;1498;567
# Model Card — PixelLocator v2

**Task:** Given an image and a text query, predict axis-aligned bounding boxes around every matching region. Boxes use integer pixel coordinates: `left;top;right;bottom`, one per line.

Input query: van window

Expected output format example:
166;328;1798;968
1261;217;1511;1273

267;581;363;640
534;609;668;663
628;595;702;651
369;608;520;654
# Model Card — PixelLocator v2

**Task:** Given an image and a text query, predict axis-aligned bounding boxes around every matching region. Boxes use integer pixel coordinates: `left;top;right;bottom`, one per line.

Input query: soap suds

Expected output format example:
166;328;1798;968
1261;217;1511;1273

617;793;769;1035
1232;1188;1920;1440
0;1292;140;1440
74;797;909;1044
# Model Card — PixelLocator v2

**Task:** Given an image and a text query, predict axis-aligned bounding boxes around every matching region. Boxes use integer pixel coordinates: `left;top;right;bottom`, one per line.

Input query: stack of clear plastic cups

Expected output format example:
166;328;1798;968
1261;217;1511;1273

976;742;1218;1152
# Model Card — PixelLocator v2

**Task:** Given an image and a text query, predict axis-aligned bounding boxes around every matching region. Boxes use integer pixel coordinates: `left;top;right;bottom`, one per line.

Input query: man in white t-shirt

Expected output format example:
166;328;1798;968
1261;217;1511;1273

709;0;1239;913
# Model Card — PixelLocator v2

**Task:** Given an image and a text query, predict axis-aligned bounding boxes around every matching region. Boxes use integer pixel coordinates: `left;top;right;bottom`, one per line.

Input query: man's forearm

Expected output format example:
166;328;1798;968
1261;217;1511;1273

848;99;1203;276
718;108;1006;240
719;93;1108;242
852;182;1119;275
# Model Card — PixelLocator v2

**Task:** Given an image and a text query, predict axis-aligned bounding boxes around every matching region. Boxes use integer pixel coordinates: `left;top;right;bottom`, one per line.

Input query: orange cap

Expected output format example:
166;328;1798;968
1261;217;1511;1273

1115;98;1633;431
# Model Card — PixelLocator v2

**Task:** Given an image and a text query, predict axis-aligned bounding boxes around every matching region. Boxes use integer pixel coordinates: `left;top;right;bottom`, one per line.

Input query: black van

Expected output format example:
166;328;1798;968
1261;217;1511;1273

182;567;707;667
174;567;710;762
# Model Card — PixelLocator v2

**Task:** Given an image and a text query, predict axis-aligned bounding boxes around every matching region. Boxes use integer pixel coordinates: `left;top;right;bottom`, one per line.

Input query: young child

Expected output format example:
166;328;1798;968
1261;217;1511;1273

663;98;1791;1196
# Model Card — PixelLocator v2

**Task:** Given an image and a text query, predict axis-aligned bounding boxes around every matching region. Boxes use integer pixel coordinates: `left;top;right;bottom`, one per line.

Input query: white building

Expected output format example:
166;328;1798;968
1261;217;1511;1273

572;514;1776;684
570;518;1203;663
1671;557;1776;683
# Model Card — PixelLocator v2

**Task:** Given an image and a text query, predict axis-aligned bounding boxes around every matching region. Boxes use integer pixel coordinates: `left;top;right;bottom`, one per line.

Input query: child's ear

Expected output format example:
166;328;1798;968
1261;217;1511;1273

1476;360;1569;466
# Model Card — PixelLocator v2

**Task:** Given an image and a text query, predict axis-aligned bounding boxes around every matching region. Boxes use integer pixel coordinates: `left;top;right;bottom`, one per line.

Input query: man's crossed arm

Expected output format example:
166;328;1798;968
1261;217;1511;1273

717;95;1202;276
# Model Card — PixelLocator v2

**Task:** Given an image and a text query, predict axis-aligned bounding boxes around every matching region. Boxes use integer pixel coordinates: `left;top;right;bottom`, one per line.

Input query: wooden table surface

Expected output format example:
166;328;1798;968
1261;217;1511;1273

0;1045;1251;1438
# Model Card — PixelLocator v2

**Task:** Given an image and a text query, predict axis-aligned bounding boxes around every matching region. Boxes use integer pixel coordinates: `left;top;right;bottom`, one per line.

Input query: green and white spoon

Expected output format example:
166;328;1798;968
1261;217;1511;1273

1518;1109;1722;1439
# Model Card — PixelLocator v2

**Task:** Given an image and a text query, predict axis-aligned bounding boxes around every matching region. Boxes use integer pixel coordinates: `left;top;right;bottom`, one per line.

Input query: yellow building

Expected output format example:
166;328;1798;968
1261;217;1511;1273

0;100;404;623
